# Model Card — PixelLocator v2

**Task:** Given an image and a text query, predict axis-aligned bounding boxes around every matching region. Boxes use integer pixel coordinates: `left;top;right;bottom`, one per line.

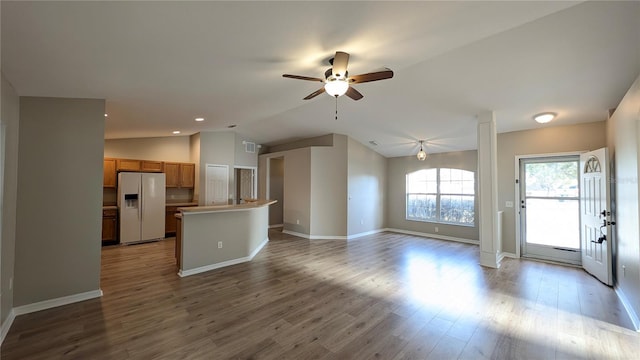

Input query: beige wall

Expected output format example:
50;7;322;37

198;131;236;205
268;133;334;153
608;74;640;324
347;137;387;236
497;121;607;254
387;150;479;240
104;136;191;162
310;134;348;237
14;97;104;306
234;133;259;168
1;74;19;325
189;133;201;201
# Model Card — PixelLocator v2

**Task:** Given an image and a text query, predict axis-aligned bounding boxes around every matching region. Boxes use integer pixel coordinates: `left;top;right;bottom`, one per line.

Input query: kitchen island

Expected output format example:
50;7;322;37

175;200;276;277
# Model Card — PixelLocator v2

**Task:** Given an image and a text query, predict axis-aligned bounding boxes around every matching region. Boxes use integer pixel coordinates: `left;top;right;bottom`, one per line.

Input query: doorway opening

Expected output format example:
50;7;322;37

519;155;581;265
234;166;257;204
267;157;284;228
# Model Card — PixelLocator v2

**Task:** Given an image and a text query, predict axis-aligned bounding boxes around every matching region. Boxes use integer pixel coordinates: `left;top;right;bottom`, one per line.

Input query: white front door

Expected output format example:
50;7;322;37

580;148;612;285
205;164;229;205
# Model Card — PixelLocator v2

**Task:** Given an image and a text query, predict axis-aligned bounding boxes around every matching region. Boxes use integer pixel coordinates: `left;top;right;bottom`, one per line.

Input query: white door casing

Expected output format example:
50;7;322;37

206;164;229;205
580;148;613;286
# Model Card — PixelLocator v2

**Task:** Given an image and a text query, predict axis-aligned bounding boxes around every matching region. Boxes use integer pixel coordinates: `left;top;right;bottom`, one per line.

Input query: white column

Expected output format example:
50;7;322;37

477;111;501;268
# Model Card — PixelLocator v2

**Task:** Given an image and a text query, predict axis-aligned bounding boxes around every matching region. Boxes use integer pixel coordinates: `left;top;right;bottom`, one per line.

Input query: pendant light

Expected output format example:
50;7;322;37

416;140;427;161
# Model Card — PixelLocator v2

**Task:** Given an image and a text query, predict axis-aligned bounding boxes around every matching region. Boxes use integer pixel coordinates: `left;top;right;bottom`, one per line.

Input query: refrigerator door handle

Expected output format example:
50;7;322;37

139;180;143;221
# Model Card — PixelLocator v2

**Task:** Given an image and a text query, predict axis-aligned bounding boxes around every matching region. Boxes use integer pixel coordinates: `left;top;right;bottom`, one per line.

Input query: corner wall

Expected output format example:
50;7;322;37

347;137;387;236
1;73;19;327
14;97;104;306
608;74;640;328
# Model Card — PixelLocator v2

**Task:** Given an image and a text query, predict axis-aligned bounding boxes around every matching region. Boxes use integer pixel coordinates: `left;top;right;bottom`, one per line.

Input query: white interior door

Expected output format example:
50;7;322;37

580;148;612;285
206;164;229;205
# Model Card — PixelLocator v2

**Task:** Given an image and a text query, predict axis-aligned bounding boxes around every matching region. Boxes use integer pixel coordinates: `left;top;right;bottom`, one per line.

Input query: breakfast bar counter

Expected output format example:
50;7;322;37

176;200;276;277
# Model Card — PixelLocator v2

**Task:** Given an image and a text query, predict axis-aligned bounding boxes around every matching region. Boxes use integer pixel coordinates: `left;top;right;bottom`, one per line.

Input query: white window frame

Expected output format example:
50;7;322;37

406;168;475;226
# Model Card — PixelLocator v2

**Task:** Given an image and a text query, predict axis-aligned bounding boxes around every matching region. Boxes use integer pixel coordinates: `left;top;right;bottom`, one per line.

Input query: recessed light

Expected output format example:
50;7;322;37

534;112;556;124
227;124;237;128
104;113;108;117
195;117;204;122
172;130;181;134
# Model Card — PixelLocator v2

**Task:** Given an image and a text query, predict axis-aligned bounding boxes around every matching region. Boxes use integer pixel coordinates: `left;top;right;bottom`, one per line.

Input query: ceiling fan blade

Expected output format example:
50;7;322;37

349;68;394;84
345;86;363;101
303;87;326;100
283;74;324;82
331;51;350;77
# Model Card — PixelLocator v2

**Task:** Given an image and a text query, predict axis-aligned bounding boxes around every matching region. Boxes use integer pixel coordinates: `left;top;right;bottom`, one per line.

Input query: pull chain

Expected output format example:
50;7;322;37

335;95;338;120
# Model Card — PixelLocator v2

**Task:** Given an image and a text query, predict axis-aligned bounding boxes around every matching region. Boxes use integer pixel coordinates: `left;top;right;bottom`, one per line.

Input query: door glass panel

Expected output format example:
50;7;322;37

525;198;580;249
521;157;581;264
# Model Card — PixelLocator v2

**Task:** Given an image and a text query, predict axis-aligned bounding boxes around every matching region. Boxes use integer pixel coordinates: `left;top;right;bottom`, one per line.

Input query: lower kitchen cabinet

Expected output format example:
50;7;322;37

165;204;197;237
102;208;118;245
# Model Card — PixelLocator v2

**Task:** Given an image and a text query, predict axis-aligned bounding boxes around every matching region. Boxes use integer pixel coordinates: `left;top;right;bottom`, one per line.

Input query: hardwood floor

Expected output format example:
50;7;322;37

2;229;638;359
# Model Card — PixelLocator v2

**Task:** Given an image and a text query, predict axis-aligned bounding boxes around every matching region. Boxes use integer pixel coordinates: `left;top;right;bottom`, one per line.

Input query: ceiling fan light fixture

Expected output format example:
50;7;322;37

534;112;556;124
324;78;349;97
416;140;427;161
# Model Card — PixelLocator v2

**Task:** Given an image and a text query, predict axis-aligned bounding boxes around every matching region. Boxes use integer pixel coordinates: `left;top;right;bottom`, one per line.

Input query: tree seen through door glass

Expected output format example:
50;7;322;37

525;161;578;198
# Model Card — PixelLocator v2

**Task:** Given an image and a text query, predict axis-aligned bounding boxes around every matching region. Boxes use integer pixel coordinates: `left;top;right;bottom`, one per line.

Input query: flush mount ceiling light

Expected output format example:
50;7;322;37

534;112;556;124
172;130;181;135
195;117;205;122
416;140;427;161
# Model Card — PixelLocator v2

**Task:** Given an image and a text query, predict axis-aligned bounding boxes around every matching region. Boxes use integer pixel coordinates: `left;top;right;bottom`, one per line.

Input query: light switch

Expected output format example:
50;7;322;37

505;201;514;208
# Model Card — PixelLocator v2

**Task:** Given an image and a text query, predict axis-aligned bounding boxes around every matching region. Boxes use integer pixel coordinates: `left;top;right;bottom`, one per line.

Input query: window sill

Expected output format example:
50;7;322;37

405;218;475;228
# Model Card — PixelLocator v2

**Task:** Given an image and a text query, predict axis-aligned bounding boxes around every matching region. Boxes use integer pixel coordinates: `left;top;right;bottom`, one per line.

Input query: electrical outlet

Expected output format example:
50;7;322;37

622;265;626;277
9;277;13;290
218;241;223;249
296;219;300;225
435;227;439;233
360;219;364;225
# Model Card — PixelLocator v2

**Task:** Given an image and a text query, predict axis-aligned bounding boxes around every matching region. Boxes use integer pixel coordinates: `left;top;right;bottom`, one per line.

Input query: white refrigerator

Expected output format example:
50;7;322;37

118;172;166;244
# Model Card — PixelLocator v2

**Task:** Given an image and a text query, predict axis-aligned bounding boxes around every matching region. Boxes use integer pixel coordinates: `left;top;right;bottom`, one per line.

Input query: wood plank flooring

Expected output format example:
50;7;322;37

2;229;638;359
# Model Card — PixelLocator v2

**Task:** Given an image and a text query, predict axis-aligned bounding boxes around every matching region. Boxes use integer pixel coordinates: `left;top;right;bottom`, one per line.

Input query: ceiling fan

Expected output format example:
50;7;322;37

283;51;394;101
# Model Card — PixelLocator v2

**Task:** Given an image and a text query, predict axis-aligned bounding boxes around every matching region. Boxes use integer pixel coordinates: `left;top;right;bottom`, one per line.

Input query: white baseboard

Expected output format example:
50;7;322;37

498;252;518;265
179;237;269;277
347;228;386;240
13;289;103;317
268;224;283;229
282;230;347;240
615;285;640;332
0;308;16;345
385;228;479;245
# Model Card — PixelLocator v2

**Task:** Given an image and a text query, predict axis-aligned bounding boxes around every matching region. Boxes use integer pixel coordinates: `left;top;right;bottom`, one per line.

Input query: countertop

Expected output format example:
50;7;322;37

166;202;198;207
179;200;277;214
102;205;117;210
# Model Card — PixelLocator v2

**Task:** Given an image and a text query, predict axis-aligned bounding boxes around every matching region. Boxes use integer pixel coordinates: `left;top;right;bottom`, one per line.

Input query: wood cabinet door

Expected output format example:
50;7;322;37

165;206;178;234
103;159;117;188
180;163;195;188
102;216;117;242
141;160;164;172
116;159;141;171
165;162;180;187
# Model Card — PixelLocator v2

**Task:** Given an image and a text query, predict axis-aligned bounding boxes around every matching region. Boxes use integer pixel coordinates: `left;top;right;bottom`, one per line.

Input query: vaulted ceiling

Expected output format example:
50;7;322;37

2;1;639;157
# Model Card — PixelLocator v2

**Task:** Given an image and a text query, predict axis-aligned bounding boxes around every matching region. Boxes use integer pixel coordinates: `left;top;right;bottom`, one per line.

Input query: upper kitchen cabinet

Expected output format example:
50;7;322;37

165;162;195;188
116;158;141;172
180;163;195;188
141;160;164;172
103;158;117;188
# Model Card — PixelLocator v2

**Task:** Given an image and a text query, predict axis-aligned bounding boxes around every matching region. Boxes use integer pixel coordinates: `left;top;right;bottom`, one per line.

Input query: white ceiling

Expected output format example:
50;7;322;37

2;1;639;157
